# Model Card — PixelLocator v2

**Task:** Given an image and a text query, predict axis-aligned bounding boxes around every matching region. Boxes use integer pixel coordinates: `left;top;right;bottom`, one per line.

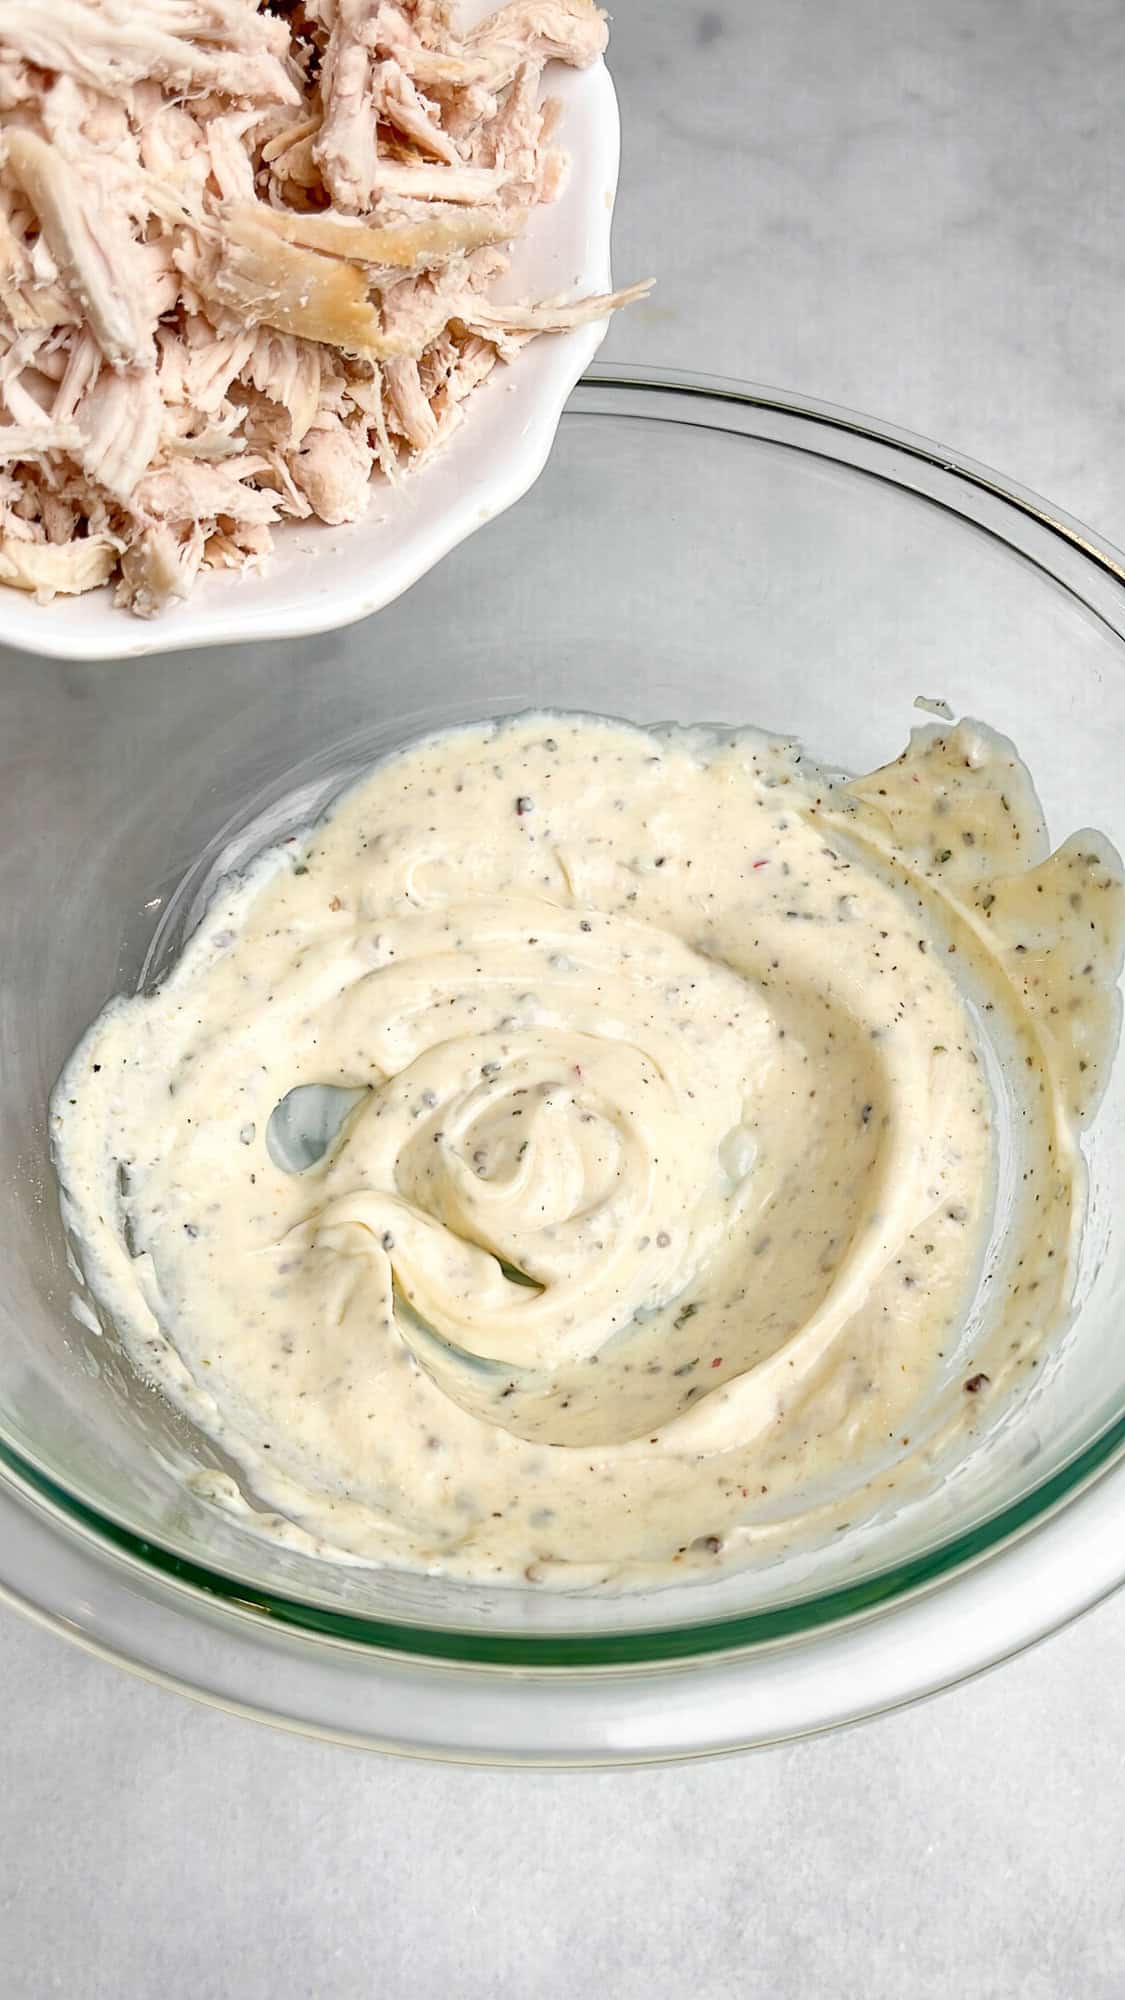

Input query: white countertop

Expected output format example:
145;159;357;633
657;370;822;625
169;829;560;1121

4;1;1125;1991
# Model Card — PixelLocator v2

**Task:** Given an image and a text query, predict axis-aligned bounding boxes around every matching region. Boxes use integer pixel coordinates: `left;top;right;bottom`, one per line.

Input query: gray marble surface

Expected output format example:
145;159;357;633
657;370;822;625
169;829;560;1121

4;1;1125;1993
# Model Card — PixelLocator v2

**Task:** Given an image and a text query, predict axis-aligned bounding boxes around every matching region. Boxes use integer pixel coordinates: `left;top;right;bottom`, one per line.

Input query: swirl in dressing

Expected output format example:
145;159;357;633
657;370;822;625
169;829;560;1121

52;715;1124;1584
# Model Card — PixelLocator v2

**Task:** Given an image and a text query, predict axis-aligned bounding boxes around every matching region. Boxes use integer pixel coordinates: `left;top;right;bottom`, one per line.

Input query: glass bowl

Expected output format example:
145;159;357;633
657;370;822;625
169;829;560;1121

3;367;1125;1763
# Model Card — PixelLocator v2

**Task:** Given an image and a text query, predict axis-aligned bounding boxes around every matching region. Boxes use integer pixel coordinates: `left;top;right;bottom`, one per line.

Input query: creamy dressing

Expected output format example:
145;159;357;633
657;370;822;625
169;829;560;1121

52;714;1124;1585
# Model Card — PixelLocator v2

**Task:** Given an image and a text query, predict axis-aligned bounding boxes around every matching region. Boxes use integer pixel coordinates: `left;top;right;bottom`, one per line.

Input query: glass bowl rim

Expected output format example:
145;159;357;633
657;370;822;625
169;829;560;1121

6;361;1125;1674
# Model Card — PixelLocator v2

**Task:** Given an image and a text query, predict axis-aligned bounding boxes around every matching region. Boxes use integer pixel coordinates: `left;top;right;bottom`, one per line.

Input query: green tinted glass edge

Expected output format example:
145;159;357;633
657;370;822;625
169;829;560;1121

3;1413;1125;1666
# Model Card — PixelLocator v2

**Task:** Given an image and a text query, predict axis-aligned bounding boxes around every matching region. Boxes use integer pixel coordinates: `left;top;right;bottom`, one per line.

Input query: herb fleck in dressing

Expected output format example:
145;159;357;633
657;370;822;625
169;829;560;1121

52;715;1124;1585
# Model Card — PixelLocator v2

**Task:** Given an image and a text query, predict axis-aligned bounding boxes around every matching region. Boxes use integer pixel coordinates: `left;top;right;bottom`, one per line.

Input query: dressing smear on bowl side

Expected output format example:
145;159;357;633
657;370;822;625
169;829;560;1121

51;713;1124;1587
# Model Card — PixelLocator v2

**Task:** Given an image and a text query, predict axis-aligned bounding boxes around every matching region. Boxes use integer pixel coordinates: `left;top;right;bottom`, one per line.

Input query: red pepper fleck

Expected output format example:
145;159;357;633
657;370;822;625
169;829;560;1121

963;1372;990;1394
711;1355;723;1368
752;858;770;869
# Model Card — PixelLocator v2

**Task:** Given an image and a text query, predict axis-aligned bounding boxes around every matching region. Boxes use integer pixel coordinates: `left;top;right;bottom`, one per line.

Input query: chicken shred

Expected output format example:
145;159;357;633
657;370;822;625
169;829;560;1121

0;0;647;616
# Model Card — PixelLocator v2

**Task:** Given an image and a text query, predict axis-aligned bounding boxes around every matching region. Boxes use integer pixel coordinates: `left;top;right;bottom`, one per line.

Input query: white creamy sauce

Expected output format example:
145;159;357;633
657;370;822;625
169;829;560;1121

52;714;1124;1585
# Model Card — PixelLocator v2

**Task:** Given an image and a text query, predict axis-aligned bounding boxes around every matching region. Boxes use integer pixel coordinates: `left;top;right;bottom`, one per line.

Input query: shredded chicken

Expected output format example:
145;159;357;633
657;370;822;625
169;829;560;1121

0;0;647;615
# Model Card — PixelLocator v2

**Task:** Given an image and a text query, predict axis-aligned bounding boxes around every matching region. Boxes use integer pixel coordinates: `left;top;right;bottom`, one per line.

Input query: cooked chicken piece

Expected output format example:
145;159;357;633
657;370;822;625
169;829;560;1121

134;457;281;527
340;359;396;477
75;365;164;503
261;116;322;166
0;1;298;107
475;57;544;182
23;330;73;384
0;499;37;542
383;355;439;450
391;45;495;89
6;323;57;368
238;199;518;271
51;330;101;423
0;421;83;458
415;324;457;398
444;328;498;396
203;519;273;565
288;416;374;522
267;134;324;194
379;265;465;356
412;0;456;41
374;59;462;164
0;54;29;111
533;125;567;202
180;205;395;355
454;278;651;339
0;331;56;422
467;0;607;78
39;490;80;543
115;522;205;617
40;73;135;157
370;3;495;96
243;329;322;447
206;113;260;205
369;160;506;202
0;531;118;596
315;3;382;211
134;240;182;322
25;234;59;293
416;331;497;452
164;424;247;460
158;321;257;415
252;440;315;515
34;456;117;538
138;101;215;197
0;200;30;284
2;130;151;368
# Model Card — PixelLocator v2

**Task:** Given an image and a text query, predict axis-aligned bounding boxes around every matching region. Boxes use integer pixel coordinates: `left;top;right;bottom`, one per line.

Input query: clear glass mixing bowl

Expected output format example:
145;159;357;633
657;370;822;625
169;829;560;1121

2;368;1125;1761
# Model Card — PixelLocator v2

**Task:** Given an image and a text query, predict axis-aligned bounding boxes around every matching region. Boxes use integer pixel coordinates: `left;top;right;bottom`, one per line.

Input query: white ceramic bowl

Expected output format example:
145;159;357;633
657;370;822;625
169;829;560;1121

2;29;621;662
